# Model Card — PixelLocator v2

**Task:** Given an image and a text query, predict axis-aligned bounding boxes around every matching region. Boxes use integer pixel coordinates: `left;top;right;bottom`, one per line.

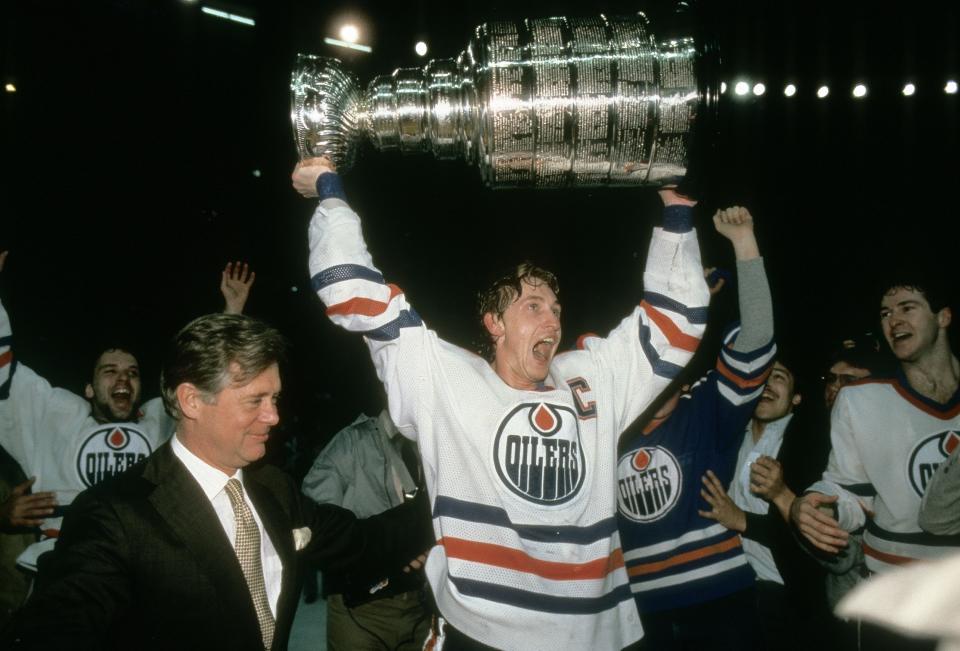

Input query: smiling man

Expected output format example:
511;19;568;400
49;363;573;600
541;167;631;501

791;278;960;577
3;313;431;651
0;253;255;569
292;158;709;650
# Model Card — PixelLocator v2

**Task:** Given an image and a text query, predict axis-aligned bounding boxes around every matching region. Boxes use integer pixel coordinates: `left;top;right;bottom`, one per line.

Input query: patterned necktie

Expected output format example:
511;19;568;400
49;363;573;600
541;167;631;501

224;478;275;650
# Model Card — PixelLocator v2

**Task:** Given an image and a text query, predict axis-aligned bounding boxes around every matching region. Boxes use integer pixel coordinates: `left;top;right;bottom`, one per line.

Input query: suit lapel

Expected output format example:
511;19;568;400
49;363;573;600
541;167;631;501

144;443;262;636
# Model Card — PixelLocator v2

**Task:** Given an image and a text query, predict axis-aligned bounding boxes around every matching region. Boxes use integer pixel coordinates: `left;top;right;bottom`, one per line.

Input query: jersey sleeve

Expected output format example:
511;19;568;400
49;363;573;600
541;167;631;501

307;199;431;440
711;324;777;448
808;391;871;532
0;297;89;475
577;225;710;433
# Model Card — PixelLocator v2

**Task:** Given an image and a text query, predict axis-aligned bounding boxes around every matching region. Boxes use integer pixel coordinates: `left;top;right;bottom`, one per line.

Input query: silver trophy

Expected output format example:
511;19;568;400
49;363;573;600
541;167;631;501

291;12;718;189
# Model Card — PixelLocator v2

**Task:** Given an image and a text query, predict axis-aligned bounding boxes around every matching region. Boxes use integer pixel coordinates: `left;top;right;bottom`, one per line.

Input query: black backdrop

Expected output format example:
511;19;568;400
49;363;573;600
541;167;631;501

2;0;956;455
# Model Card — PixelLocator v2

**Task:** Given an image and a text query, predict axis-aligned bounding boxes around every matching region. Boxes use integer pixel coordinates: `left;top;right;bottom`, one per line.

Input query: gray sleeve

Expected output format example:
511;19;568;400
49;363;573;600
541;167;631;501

730;256;774;354
919;446;960;535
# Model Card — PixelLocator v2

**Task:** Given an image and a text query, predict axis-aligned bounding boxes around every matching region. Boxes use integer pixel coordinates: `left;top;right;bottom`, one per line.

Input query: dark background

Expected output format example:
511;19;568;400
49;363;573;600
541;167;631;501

2;0;957;457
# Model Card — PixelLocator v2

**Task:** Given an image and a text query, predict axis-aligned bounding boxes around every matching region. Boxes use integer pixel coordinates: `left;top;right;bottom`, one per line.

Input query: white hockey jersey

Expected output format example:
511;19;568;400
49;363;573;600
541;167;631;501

810;374;960;574
0;299;174;566
308;198;709;650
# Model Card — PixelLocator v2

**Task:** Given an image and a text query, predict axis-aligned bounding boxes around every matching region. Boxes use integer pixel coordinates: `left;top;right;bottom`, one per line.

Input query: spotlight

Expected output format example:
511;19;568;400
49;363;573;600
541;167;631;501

852;84;867;98
784;84;796;97
720;82;727;94
752;82;766;96
946;80;958;95
817;85;830;99
734;81;749;96
4;83;15;93
415;41;428;57
339;24;359;43
902;83;916;96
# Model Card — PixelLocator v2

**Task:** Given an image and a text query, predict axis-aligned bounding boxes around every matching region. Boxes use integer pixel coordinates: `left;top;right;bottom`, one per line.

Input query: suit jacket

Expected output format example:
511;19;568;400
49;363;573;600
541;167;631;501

1;442;431;651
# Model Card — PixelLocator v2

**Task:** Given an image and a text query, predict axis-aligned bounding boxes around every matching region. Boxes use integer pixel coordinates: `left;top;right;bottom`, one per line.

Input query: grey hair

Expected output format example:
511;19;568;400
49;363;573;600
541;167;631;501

160;313;287;420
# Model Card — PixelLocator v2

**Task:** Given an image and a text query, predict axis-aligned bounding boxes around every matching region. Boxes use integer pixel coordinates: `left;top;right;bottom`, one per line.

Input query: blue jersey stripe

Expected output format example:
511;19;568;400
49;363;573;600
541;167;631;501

841;482;877;497
435;496;618;545
0;336;12;347
450;576;634;615
866;520;960;546
311;264;385;293
643;291;709;325
363;309;423;341
638;324;684;379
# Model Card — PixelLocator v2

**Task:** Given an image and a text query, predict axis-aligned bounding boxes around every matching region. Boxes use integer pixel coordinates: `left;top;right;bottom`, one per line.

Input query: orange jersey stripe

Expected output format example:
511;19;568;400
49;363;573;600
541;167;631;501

715;356;772;390
326;284;402;318
863;543;917;566
640;300;700;353
439;536;625;581
0;349;12;367
628;535;742;577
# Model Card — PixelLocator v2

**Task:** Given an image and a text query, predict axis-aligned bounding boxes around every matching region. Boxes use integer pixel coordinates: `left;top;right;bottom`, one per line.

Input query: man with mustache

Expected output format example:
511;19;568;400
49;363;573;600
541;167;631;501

292;158;710;650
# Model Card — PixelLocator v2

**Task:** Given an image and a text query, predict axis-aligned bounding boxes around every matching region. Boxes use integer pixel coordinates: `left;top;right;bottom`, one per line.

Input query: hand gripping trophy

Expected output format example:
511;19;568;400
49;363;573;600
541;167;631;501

291;11;718;189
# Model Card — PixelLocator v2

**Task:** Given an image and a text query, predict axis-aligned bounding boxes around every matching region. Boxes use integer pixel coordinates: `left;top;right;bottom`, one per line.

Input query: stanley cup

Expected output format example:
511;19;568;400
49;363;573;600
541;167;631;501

291;11;719;189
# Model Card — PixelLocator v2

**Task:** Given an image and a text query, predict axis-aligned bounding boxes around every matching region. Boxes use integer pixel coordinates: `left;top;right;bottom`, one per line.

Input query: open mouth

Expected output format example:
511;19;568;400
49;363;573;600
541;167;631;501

532;337;556;362
111;387;132;403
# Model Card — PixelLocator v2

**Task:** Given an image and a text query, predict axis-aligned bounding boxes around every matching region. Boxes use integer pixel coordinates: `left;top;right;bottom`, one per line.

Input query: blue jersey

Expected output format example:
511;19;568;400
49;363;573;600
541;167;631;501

617;326;776;613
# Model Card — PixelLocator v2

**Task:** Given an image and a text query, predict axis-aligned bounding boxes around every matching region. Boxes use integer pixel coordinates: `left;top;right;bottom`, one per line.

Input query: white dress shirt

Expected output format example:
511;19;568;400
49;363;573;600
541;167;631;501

171;435;283;615
730;413;793;585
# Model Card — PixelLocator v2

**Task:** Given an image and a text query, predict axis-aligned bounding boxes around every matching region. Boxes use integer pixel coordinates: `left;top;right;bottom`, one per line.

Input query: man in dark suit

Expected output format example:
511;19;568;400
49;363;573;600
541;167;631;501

1;313;431;651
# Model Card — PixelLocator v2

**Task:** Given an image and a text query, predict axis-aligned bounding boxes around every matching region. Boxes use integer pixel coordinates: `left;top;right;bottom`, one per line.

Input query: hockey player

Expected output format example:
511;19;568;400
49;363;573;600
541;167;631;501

790;277;960;572
616;205;776;650
0;254;255;568
292;157;710;650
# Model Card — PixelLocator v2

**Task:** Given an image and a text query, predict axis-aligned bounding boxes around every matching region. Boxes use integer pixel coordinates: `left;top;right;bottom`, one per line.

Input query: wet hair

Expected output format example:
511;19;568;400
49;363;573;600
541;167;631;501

476;262;559;362
160;313;287;420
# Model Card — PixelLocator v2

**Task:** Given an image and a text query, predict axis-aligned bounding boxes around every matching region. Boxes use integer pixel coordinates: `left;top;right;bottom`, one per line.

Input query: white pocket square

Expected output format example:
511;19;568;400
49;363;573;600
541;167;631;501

293;526;312;551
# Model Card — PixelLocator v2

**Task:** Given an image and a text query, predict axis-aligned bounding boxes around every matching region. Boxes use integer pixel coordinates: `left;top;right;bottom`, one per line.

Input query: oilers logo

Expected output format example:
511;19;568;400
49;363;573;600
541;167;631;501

493;402;585;505
76;425;153;488
617;446;681;523
907;430;959;497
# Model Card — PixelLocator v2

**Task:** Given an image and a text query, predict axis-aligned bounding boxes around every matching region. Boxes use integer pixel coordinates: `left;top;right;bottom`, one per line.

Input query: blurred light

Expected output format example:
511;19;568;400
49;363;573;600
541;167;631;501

291;286;299;293
946;80;958;94
734;81;749;96
4;83;15;93
784;84;797;97
852;84;867;98
324;37;372;53
817;85;830;98
339;24;359;43
200;6;254;26
752;82;766;96
720;82;727;94
902;83;916;96
252;169;261;178
415;41;428;57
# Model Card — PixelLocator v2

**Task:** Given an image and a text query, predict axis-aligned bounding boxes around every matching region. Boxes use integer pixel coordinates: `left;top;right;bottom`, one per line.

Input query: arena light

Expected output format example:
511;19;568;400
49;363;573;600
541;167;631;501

339;24;359;43
200;6;255;26
324;37;372;53
784;84;797;97
4;83;15;93
752;82;766;96
415;41;428;57
852;84;867;98
902;83;916;96
734;81;749;96
817;85;830;99
720;82;727;94
946;80;958;95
